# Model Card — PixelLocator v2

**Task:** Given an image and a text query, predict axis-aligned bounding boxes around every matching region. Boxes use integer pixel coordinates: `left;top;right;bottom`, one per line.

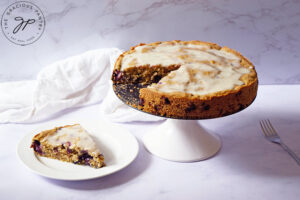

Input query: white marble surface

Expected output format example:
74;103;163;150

0;85;299;200
0;0;300;84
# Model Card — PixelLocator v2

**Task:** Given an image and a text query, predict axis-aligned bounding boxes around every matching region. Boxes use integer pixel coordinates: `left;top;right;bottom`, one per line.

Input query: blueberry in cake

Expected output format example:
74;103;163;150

112;40;258;119
31;124;105;168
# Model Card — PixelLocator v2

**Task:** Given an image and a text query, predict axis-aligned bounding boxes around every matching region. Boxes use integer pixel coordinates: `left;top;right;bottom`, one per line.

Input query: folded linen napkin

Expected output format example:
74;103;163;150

0;48;162;123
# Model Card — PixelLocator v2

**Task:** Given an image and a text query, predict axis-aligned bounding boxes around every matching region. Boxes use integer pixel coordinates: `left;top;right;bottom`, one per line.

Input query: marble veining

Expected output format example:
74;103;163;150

0;0;300;83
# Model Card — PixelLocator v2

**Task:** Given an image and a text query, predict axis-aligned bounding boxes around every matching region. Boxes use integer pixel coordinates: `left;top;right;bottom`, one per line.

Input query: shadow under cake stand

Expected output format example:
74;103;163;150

113;84;250;162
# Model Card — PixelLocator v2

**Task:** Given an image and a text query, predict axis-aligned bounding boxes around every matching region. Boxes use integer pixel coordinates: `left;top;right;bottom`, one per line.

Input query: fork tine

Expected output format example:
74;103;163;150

264;120;274;136
260;120;268;137
267;119;278;135
265;120;275;136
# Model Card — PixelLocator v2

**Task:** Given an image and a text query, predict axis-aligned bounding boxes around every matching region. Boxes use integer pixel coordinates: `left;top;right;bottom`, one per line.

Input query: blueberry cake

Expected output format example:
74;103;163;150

112;40;258;119
30;124;105;168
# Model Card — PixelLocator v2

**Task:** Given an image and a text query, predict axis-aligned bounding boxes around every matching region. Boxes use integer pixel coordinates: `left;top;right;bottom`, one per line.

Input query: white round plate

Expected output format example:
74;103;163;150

17;119;139;181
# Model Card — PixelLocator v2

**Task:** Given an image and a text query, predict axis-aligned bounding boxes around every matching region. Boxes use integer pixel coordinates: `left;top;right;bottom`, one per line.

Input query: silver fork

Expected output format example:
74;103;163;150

260;119;300;166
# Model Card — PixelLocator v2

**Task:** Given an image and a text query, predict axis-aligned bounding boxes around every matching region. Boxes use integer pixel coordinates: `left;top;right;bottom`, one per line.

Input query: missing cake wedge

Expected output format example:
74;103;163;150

30;124;105;168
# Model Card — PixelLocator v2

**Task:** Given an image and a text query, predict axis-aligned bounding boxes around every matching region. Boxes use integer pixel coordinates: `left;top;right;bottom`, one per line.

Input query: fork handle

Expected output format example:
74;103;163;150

280;142;300;166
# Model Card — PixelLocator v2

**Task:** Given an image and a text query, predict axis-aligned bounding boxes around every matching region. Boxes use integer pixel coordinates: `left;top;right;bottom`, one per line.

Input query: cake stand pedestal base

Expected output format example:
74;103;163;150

143;119;221;162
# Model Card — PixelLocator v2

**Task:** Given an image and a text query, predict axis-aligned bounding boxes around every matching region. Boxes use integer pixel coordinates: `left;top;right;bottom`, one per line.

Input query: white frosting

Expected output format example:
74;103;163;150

42;124;100;155
121;42;252;95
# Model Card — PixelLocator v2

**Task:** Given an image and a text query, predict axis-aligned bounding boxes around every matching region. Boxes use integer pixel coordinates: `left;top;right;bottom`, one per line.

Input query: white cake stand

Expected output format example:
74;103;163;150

143;119;221;162
113;83;247;162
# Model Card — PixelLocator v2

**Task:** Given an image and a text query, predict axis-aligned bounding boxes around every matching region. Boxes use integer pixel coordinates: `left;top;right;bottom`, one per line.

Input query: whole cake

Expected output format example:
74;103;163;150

112;40;258;119
31;124;105;168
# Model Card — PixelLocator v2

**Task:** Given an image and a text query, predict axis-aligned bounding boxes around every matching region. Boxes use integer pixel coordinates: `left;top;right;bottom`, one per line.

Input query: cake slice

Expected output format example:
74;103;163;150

30;124;105;168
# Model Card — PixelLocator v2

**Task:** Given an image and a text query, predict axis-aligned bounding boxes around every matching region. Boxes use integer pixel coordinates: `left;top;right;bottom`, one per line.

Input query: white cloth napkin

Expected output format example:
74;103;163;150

0;48;162;123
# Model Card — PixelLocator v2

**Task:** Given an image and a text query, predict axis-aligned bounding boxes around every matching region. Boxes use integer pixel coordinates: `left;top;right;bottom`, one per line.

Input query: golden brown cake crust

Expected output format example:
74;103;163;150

112;40;258;119
139;79;258;119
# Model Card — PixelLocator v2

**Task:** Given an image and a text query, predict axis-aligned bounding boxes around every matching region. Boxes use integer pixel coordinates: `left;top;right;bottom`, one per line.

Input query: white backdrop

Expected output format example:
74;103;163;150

0;0;299;84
